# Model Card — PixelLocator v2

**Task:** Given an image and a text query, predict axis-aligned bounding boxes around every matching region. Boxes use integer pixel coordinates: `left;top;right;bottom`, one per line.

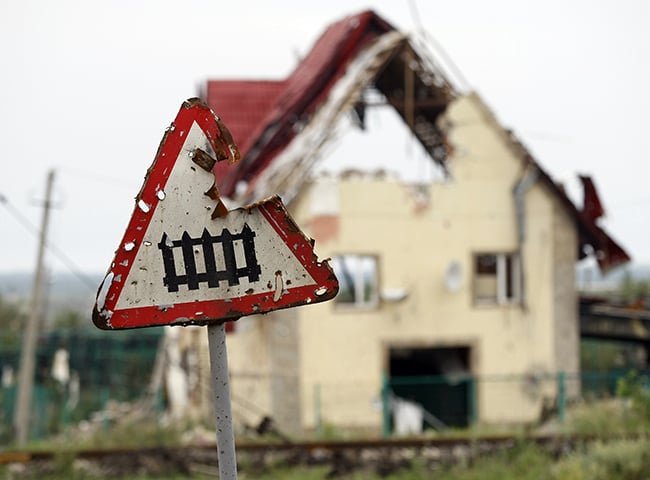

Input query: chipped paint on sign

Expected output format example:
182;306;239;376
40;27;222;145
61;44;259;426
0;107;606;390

92;99;338;330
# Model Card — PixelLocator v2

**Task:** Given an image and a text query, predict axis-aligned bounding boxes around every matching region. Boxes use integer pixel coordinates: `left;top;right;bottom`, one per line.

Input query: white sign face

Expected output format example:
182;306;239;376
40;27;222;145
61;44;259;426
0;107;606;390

115;125;317;309
93;99;338;329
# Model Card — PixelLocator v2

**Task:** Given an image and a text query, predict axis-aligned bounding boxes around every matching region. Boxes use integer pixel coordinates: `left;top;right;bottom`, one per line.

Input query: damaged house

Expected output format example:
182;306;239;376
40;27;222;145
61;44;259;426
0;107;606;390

169;10;629;434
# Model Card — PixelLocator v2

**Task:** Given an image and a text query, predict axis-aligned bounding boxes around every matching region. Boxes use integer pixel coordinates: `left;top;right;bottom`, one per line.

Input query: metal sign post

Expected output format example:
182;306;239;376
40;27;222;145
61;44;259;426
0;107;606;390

208;323;237;480
92;99;338;478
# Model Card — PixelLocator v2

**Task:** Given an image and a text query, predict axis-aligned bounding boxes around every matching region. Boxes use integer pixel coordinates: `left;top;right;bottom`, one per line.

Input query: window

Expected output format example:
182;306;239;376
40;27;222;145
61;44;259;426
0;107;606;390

331;254;379;308
473;253;521;305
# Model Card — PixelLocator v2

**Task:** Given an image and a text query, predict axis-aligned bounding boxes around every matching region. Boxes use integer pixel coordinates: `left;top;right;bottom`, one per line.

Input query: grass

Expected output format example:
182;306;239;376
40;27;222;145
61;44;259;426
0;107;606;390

4;437;650;480
435;443;550;480
552;437;650;480
5;389;650;480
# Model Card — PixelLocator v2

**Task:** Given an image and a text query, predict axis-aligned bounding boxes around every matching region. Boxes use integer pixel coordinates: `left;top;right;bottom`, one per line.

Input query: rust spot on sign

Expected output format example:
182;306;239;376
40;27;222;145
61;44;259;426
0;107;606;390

192;148;217;171
204;184;229;219
183;97;240;164
214;117;240;164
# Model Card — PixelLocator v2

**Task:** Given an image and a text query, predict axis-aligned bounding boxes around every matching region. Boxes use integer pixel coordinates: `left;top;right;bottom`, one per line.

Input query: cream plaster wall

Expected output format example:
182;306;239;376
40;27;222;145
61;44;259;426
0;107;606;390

222;93;579;434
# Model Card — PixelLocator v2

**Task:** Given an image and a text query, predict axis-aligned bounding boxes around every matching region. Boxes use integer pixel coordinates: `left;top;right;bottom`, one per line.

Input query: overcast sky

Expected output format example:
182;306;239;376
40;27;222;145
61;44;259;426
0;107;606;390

1;0;649;278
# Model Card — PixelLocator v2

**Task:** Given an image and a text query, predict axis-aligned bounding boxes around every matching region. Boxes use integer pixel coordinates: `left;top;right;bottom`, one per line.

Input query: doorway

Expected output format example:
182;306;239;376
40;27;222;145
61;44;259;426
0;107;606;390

389;345;472;428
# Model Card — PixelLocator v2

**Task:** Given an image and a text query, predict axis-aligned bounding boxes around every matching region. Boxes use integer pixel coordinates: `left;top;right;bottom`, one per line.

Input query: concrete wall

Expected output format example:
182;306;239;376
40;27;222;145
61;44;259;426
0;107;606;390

552;198;579;396
220;92;580;434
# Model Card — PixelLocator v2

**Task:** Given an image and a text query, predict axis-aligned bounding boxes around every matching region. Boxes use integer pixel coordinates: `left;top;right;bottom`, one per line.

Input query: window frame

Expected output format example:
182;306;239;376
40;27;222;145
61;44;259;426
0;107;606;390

472;252;521;306
330;253;380;310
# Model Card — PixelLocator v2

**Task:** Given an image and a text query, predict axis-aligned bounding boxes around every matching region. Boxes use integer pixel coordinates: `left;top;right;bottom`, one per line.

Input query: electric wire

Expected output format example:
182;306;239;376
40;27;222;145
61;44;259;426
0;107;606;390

0;194;98;293
406;0;472;92
56;165;134;189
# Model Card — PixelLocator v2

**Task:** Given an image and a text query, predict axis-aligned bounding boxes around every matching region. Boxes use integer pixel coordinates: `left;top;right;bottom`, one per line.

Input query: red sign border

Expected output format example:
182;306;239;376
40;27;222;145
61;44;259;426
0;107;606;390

92;100;338;330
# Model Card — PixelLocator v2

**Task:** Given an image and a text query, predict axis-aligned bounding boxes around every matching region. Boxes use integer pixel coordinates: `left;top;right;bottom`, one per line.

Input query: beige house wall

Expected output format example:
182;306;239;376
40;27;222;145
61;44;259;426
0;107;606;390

552;196;580;395
224;317;274;430
194;92;580;435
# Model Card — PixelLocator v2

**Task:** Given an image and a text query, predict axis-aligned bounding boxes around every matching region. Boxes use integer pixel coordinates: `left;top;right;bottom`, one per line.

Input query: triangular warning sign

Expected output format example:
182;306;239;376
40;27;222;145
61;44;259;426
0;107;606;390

93;99;338;330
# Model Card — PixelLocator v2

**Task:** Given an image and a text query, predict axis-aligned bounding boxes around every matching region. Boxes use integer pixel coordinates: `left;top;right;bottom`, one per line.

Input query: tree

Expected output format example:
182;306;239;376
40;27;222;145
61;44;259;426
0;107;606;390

0;296;26;333
52;309;86;329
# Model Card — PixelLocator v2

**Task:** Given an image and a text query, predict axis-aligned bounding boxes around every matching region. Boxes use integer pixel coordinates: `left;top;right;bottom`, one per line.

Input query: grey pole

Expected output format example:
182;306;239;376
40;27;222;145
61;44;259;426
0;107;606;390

14;169;55;445
207;322;238;480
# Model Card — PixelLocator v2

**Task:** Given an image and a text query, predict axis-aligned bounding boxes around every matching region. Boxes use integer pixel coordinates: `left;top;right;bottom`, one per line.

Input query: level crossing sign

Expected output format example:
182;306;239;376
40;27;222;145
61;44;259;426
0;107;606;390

92;98;338;330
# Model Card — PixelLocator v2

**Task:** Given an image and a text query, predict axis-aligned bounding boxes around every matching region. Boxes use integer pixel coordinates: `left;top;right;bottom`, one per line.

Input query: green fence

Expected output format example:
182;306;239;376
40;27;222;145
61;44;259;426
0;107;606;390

2;328;648;444
0;327;164;444
378;370;650;436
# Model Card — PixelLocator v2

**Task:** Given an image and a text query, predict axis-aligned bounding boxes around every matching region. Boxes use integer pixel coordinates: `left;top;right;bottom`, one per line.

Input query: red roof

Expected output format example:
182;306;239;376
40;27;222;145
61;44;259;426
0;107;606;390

511;134;630;272
206;10;394;196
207;80;286;152
204;9;629;272
543;172;630;271
208;80;286;186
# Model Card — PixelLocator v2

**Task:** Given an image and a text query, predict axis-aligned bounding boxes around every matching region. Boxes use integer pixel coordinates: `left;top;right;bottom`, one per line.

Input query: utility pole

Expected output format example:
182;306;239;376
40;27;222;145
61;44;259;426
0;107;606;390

14;169;55;446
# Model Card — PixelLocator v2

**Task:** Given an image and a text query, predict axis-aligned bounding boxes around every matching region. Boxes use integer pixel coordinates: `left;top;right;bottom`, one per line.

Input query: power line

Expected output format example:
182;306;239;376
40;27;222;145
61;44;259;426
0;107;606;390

406;0;472;92
57;165;134;189
0;192;97;293
407;0;423;29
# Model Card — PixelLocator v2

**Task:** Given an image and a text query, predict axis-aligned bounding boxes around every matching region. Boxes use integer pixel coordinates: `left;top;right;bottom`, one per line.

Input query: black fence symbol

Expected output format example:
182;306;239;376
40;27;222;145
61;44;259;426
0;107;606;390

158;224;262;293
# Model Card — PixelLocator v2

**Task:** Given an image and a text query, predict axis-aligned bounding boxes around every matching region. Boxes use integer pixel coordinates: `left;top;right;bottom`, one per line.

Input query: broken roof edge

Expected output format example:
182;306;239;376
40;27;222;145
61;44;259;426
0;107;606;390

407;31;461;98
208;9;459;199
235;32;458;204
464;92;630;273
217;10;397;193
535;164;631;273
241;31;410;205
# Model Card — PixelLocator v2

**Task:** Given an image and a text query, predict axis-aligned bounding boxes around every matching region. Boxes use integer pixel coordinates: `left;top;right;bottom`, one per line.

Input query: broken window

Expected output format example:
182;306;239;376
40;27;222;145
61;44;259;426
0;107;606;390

473;253;521;305
331;254;379;308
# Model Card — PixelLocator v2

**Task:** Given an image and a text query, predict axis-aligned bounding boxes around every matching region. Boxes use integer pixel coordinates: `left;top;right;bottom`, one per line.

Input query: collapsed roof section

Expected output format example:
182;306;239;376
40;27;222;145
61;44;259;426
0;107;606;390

203;9;629;273
205;10;456;203
505;126;630;273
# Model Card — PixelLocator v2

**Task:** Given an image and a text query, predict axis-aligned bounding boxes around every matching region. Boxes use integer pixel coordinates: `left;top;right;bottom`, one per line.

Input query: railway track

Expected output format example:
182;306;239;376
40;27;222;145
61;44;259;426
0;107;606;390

0;433;641;477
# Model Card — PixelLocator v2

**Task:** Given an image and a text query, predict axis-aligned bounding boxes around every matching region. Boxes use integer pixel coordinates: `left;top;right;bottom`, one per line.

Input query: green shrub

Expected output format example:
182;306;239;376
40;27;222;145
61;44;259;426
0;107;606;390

567;400;635;435
616;370;650;424
437;443;550;480
553;438;650;480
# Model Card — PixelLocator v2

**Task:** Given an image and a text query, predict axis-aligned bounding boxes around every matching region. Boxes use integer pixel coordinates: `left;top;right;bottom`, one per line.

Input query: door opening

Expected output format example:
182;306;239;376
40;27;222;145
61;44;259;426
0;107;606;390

389;346;472;428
